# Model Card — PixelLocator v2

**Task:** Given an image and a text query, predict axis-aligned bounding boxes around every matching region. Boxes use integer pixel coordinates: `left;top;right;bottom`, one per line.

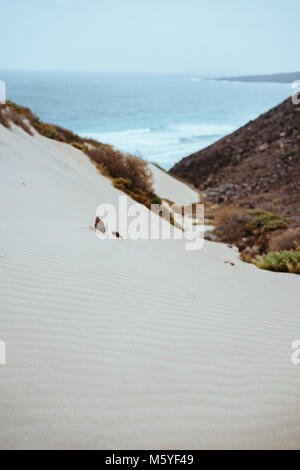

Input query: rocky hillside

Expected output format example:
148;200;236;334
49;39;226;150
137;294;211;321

171;98;300;223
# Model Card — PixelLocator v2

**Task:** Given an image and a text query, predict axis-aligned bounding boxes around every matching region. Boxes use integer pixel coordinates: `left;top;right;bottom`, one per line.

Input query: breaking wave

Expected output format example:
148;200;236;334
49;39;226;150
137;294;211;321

81;123;235;170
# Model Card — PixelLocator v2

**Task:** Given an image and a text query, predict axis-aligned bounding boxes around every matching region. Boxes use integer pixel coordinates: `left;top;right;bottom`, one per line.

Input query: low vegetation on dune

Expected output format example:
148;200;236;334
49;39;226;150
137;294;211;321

88;146;154;194
87;147;163;207
212;204;300;274
112;177;162;209
0;101;33;134
214;206;289;243
254;251;300;274
0;101;111;150
0;101;162;210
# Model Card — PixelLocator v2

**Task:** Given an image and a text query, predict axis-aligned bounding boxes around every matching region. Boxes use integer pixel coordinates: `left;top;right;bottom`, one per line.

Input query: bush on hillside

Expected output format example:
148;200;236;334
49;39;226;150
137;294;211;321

246;209;289;232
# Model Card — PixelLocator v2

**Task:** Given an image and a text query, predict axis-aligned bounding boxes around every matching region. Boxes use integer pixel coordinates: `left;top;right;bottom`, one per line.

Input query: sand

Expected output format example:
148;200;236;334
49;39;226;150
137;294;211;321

0;124;300;450
149;163;200;205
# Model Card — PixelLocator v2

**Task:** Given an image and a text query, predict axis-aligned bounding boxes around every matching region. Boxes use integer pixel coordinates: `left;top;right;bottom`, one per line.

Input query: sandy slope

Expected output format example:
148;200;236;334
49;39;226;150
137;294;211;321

149;163;199;204
0;125;300;450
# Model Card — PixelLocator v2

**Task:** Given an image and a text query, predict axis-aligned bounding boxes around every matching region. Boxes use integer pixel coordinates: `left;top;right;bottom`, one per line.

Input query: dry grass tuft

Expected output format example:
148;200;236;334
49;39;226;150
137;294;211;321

214;206;251;242
0;104;33;134
0;106;10;128
269;228;300;252
88;147;153;194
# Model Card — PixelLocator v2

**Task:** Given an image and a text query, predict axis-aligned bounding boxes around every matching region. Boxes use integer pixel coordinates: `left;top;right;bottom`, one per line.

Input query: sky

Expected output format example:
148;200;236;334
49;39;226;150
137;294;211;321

1;0;300;75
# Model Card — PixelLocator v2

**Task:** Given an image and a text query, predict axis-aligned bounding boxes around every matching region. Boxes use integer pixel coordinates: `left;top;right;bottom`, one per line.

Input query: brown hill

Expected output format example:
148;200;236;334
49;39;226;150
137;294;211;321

170;98;300;222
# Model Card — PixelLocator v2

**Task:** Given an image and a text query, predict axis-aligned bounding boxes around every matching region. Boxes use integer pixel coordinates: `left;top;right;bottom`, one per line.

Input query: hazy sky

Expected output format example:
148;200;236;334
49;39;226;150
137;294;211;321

1;0;300;75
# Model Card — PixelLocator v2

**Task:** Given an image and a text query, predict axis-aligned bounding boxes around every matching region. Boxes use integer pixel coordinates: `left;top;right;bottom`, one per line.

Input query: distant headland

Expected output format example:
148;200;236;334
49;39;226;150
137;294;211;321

215;71;300;84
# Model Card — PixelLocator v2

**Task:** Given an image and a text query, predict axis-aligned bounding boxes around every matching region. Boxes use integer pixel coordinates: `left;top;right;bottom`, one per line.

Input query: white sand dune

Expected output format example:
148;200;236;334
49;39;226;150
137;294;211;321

149;162;199;204
0;124;300;450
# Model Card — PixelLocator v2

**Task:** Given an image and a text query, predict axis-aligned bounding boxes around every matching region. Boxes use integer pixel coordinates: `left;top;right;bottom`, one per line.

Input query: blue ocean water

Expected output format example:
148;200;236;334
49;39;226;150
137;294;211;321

0;70;292;169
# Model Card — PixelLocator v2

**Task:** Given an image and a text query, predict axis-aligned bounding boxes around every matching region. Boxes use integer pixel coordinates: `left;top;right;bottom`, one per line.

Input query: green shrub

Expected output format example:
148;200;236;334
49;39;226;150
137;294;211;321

254;250;300;274
247;209;289;232
113;177;134;192
282;150;296;159
113;177;161;208
151;194;163;205
71;142;86;152
94;162;110;177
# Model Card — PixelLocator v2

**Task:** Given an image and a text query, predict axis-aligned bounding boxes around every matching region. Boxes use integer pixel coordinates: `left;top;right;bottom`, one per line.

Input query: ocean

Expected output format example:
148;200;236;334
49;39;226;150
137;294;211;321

0;70;292;169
